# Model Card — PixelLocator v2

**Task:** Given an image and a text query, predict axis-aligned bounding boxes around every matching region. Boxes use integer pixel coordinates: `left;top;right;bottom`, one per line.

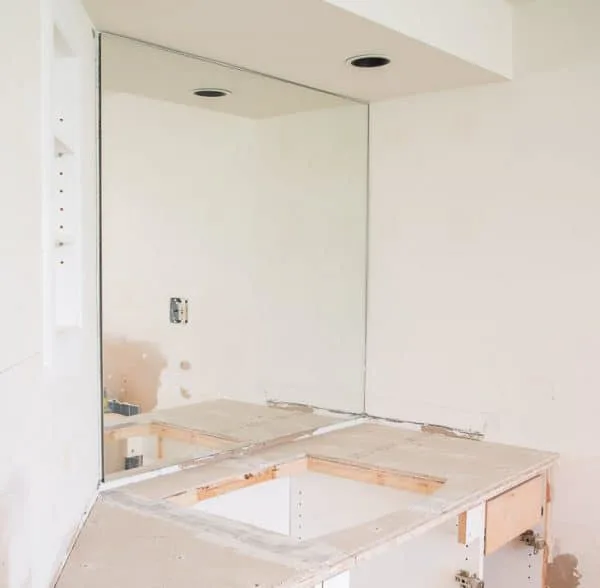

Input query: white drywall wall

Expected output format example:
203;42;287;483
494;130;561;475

366;0;600;583
252;105;367;411
0;0;47;584
1;0;100;585
101;93;367;414
326;0;513;78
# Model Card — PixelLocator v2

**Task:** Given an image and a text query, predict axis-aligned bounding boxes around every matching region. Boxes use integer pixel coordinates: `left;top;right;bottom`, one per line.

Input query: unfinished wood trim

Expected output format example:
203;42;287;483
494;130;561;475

196;467;280;502
163;454;446;507
150;423;238;450
103;422;153;441
166;458;308;506
458;511;468;544
541;474;552;588
156;434;164;460
306;455;446;495
103;421;238;450
484;475;544;555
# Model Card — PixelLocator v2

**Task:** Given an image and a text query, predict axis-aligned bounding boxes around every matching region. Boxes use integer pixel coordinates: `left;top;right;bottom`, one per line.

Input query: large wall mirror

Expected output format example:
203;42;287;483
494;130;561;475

100;34;368;479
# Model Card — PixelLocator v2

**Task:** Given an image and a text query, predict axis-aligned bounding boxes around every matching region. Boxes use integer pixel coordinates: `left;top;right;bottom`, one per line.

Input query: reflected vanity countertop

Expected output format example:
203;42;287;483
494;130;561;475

134;399;350;442
103;399;354;480
63;421;558;588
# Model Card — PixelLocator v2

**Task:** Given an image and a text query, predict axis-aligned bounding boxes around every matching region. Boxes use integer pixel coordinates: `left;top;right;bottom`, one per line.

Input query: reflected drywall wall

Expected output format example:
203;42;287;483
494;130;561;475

366;0;600;583
252;105;367;410
101;93;367;414
101;94;260;410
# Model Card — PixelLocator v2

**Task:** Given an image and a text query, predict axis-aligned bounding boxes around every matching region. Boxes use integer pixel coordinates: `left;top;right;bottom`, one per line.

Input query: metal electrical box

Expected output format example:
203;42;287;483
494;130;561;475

170;297;189;324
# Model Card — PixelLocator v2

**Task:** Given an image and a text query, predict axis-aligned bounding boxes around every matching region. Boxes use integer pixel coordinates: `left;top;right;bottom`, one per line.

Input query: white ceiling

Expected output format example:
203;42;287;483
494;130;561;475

102;35;351;119
84;0;503;102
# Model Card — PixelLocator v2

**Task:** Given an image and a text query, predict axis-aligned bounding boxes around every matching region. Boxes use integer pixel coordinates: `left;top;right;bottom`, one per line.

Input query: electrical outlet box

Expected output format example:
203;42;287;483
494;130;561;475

170;297;188;324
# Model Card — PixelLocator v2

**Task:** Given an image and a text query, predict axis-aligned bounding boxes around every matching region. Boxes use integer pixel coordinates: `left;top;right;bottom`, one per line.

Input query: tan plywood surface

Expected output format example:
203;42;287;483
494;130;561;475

485;475;545;555
104;399;348;480
62;421;558;588
141;399;344;443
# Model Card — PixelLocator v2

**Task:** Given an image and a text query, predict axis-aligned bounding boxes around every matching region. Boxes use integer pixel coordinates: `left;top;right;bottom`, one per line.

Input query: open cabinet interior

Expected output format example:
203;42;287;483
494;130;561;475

100;34;368;478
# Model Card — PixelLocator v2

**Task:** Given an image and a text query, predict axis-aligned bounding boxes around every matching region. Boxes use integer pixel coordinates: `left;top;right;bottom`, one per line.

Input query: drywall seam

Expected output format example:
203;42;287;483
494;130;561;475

0;352;41;376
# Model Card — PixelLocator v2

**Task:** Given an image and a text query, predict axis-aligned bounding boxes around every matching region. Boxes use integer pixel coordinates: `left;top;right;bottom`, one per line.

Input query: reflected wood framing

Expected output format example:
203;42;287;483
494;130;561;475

102;399;349;479
65;420;558;587
104;420;240;458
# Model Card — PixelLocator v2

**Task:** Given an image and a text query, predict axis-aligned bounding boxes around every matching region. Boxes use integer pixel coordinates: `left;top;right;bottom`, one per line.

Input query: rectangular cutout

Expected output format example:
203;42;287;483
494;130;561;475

192;470;430;542
166;455;446;507
485;475;544;555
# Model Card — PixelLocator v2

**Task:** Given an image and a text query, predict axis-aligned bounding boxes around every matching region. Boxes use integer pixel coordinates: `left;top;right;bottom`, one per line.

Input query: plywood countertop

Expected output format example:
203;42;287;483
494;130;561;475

61;422;557;587
104;399;349;480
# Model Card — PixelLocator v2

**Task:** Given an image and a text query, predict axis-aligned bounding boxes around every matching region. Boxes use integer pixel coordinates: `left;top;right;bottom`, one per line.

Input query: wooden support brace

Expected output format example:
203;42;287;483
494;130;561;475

166;458;307;506
103;422;153;441
484;475;545;555
150;423;238;450
542;473;552;588
307;455;446;495
165;454;446;507
103;421;238;449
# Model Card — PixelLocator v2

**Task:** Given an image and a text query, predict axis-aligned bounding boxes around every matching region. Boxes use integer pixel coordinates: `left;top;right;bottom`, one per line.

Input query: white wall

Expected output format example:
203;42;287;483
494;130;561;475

0;0;45;584
101;93;367;414
253;105;367;411
101;93;259;412
0;0;100;585
367;0;600;583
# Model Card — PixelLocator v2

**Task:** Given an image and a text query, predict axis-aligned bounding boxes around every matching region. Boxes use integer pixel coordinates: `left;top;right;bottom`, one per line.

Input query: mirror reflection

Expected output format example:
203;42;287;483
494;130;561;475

100;35;368;478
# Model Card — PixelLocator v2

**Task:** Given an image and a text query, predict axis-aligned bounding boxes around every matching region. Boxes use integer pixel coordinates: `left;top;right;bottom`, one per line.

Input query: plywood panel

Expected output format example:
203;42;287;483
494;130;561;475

57;498;297;588
485;476;544;555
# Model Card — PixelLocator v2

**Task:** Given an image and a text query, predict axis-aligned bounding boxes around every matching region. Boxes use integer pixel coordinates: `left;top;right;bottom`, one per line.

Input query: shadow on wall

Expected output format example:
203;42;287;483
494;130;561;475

102;336;167;413
547;553;582;588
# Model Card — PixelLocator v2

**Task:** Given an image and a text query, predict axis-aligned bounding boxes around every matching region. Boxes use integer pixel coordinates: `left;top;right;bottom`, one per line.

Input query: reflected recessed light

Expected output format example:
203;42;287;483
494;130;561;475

192;88;231;98
347;55;391;69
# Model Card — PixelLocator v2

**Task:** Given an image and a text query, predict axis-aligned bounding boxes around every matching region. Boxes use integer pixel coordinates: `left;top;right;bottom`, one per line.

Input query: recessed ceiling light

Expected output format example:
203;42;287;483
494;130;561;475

192;88;231;98
347;55;391;69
